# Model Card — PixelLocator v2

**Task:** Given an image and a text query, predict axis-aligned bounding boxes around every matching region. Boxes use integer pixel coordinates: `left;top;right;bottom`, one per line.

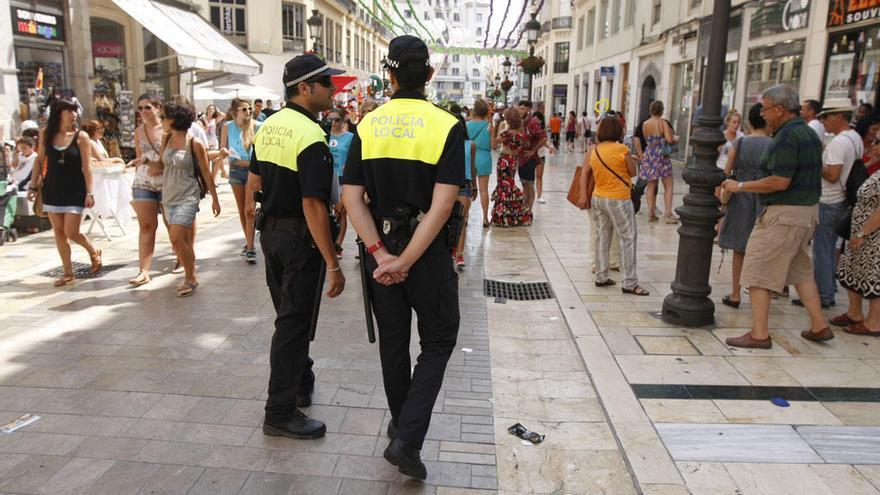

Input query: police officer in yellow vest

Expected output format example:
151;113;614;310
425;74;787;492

342;35;465;480
245;54;345;440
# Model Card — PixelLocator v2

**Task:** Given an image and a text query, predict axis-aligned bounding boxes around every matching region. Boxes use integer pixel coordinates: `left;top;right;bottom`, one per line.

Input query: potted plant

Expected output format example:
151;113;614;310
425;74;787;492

518;56;544;75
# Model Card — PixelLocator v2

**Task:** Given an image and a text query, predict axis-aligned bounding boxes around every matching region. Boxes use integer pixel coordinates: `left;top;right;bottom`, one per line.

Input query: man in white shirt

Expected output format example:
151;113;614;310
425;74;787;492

798;106;861;309
802;99;826;143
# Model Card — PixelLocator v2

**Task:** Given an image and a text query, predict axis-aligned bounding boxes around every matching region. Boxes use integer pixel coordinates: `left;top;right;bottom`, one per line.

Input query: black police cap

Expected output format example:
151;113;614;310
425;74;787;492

382;35;430;70
283;54;345;88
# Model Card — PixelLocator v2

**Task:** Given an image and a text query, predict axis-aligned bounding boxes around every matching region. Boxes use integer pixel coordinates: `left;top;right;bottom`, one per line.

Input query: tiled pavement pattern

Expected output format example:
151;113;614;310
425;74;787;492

5;150;880;494
0;180;496;494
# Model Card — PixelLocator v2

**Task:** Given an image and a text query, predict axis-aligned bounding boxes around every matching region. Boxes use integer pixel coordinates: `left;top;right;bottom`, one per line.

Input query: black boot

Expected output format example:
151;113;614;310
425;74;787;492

263;409;326;439
384;439;427;480
386;419;397;439
296;391;312;408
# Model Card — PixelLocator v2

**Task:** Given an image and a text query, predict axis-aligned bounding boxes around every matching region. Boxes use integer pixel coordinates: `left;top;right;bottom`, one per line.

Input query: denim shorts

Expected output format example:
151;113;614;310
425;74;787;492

229;166;249;185
132;187;162;202
164;201;199;226
42;204;84;215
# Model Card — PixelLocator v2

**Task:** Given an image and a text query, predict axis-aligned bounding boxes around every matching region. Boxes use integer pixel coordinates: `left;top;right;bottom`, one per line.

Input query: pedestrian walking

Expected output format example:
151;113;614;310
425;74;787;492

565;110;577;152
491;107;532;227
26;98;102;287
581;116;648;295
579;111;593;151
549;112;562;149
635;101;679;223
155;98;220;297
466;99;493;227
721;84;833;349
342;35;464;480
222;97;261;262
718;103;772;308
328;107;353;257
246;54;345;441
795;103;861;309
534;111;551;204
454;113;477;269
518;100;546;211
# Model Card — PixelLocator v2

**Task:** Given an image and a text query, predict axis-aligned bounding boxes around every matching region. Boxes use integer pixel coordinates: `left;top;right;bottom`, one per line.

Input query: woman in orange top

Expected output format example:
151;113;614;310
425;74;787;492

578;116;649;295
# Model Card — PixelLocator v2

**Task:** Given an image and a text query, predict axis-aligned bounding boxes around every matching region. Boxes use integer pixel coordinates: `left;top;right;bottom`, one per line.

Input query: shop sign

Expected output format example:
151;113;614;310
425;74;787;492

600;66;615;78
751;0;810;38
829;0;880;27
93;41;123;58
221;6;234;33
11;7;64;41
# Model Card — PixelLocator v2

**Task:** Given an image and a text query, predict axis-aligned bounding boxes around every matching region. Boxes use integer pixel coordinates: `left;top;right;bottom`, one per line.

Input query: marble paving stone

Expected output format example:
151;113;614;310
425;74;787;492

639;399;728;424
238;471;299;495
774;358;880;388
810;464;880;495
640;484;691;495
856;465;880;489
714;400;842;425
635;336;701;356
724;356;801;386
723;462;879;495
676;462;740;495
616;355;749;386
72;436;149;461
655;423;823;463
823;402;880;426
139;464;205;494
797;426;880;464
187;467;250;495
597;326;644;355
0;455;72;494
491;396;606;422
613;421;684;485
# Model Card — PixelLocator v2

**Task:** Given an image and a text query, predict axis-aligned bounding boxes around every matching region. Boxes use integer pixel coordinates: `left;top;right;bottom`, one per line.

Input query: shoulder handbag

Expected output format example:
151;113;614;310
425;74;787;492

187;137;208;200
567;165;595;209
657;120;678;157
595;146;644;214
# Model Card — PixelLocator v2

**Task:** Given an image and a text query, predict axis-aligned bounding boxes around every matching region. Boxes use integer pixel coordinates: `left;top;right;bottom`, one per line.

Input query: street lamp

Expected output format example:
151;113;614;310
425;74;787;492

502;57;512;77
524;13;541;101
661;0;731;327
307;9;323;56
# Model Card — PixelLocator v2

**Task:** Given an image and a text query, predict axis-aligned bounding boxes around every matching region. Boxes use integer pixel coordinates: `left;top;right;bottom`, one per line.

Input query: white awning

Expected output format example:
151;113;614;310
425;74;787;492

112;0;261;76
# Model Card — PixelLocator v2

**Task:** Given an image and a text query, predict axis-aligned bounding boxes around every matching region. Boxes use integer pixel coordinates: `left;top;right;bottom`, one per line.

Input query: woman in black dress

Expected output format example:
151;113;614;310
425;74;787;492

26;98;102;286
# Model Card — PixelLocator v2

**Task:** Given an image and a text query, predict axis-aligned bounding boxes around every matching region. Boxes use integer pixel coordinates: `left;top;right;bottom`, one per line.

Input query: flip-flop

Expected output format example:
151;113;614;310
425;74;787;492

595;279;616;287
177;281;199;297
172;260;184;274
622;286;650;296
845;322;880;336
128;272;151;287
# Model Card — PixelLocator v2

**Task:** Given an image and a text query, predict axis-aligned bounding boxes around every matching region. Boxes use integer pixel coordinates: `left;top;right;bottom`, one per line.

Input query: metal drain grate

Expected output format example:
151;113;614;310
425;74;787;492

483;280;555;301
39;262;127;279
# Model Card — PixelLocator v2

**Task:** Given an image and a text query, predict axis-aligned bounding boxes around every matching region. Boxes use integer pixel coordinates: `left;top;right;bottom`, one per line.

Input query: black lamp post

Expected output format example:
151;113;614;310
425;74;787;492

502;57;512;105
525;13;541;101
661;0;731;327
307;9;323;56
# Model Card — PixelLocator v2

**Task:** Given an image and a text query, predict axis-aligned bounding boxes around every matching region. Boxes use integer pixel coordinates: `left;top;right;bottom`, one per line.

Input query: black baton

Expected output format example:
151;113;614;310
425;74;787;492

356;238;376;343
309;260;325;341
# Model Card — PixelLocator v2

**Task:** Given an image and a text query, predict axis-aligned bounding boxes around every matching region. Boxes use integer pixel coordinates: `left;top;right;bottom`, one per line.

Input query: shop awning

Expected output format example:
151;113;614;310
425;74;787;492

111;0;261;76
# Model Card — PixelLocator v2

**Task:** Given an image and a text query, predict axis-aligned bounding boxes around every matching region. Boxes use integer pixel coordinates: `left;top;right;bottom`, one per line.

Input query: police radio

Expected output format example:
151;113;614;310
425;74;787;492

253;191;266;231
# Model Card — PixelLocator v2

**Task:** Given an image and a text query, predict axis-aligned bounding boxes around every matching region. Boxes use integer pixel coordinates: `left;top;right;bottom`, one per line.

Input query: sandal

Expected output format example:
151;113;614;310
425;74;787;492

90;249;103;275
622;286;650;296
844;322;880;336
664;215;679;224
177;281;199;297
172;260;184;274
722;295;740;309
128;272;151;287
54;273;75;287
595;279;616;287
648;215;659;222
830;313;863;327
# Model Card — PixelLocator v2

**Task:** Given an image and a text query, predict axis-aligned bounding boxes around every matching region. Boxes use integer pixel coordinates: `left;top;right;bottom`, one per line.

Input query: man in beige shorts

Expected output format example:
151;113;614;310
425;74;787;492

721;84;833;349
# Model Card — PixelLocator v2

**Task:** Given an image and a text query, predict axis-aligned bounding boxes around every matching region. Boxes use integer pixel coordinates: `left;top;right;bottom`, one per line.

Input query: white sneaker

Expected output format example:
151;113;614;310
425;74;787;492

537;197;546;204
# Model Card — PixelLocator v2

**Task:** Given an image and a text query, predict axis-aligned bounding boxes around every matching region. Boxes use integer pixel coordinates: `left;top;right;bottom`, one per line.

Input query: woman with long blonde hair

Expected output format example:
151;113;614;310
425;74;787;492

221;97;261;262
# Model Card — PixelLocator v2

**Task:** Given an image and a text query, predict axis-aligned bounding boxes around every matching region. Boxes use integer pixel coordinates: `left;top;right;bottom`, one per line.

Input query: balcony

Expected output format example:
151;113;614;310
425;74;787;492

541;21;550;34
333;0;356;13
552;16;572;30
553;61;569;73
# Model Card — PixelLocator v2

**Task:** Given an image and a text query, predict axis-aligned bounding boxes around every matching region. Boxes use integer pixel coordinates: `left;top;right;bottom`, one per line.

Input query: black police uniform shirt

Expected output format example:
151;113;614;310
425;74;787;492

249;102;333;217
342;90;465;218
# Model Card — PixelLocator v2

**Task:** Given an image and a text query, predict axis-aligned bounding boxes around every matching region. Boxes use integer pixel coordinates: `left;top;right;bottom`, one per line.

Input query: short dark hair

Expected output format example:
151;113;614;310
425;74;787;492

16;136;36;148
254;99;263;104
449;103;462;115
596;116;624;142
803;99;821;115
855;111;880;139
161;100;196;132
390;56;431;91
518;100;532;108
22;128;39;141
327;107;347;119
747;103;766;130
137;93;161;107
860;103;875;113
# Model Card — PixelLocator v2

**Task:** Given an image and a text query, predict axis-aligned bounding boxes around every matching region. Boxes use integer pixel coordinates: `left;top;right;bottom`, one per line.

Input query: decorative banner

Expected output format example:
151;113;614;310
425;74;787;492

828;0;877;27
430;46;527;57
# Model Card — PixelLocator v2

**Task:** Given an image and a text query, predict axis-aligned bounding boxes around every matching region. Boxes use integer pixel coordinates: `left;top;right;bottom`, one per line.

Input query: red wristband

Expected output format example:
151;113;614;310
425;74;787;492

367;240;384;255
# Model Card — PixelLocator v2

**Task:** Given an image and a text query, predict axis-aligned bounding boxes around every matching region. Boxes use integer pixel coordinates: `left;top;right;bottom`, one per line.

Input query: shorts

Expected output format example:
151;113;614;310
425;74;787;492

519;158;537;182
164;201;199;226
229;166;249;186
566;132;576;142
43;204;84;215
458;182;472;198
132;187;162;202
741;204;819;294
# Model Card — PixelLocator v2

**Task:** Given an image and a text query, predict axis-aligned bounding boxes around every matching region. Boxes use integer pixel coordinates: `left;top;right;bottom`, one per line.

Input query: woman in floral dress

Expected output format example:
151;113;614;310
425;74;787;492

491;107;532;227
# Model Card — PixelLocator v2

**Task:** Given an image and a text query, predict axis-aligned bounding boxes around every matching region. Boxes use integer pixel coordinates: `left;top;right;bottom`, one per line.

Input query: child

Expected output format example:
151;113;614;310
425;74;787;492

11;137;37;191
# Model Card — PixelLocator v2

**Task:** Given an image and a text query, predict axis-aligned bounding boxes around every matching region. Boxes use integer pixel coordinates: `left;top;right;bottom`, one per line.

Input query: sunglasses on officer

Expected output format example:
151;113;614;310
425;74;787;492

305;75;333;88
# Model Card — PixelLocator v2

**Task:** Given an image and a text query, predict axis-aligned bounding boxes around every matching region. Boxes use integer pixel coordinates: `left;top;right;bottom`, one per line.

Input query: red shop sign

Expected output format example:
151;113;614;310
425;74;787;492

93;41;123;58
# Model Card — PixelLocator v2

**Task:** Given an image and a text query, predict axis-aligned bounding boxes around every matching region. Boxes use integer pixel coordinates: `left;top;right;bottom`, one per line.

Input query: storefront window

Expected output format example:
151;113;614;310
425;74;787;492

744;39;805;111
143;28;171;99
670;61;694;160
91;18;126;88
824;28;880;107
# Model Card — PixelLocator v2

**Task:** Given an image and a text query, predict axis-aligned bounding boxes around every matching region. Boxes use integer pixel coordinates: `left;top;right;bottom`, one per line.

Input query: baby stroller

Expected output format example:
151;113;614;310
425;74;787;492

0;181;18;245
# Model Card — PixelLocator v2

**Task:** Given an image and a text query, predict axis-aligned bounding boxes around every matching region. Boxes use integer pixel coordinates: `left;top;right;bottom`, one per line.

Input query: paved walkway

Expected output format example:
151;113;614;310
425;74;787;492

0;150;879;494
